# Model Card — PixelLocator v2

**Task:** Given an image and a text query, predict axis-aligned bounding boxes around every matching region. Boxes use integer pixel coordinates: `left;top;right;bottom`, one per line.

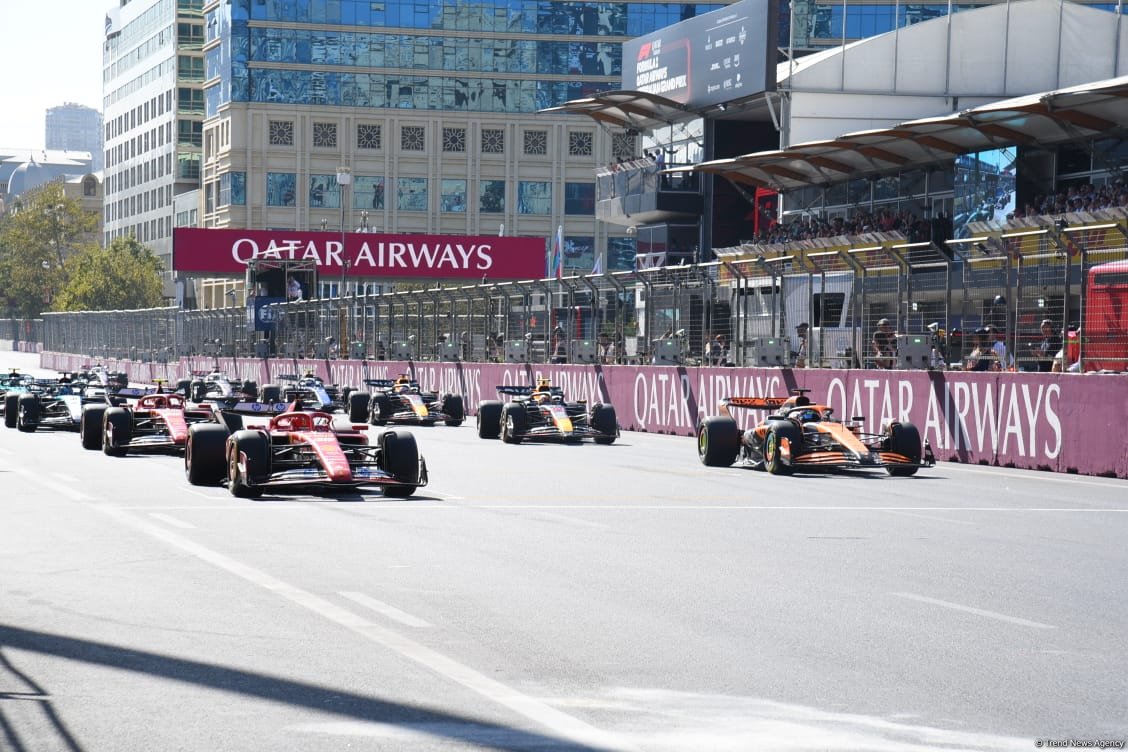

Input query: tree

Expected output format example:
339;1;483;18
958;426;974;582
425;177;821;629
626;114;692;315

0;183;96;317
53;236;165;311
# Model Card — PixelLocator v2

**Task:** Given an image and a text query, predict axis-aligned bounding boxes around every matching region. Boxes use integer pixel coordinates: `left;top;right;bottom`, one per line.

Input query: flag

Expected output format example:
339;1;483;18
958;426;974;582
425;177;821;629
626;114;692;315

552;225;564;278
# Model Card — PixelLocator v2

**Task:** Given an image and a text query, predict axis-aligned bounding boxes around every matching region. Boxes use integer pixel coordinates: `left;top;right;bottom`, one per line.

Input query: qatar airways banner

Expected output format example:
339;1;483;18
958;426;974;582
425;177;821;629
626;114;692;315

38;350;1128;479
172;228;546;280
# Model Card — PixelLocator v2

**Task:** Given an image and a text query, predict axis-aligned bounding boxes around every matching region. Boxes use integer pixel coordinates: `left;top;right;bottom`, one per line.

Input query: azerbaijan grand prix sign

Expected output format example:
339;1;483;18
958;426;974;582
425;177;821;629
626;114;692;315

172;228;545;280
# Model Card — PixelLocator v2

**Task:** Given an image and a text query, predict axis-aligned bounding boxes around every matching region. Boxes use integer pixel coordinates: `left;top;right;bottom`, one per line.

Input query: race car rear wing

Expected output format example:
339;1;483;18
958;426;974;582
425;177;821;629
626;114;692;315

723;397;792;410
496;385;565;397
365;378;421;389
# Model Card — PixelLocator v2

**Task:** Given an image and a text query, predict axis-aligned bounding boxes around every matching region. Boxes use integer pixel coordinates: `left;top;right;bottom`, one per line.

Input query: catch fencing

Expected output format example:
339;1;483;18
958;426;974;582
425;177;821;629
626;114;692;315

39;210;1128;374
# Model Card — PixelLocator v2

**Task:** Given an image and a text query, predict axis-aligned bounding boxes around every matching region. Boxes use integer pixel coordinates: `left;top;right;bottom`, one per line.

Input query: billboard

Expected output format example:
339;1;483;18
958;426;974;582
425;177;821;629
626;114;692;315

173;228;546;280
952;147;1017;239
622;0;776;110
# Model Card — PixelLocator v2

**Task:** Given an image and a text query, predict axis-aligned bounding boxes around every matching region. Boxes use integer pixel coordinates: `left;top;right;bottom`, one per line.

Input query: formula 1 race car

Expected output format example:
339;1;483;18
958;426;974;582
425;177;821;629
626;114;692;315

355;376;465;427
177;370;257;403
4;375;110;432
476;378;618;444
259;372;351;414
1;370;34;423
696;389;933;476
183;404;427;498
79;389;217;456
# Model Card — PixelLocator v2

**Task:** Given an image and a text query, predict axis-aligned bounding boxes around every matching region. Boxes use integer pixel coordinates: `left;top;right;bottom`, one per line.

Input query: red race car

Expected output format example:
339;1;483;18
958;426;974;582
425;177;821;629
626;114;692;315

697;389;934;476
184;405;426;498
80;390;215;456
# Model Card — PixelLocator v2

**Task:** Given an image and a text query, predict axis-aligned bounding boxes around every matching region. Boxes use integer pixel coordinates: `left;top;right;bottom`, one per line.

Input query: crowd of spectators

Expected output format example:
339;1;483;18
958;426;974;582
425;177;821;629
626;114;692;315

1009;181;1128;219
747;207;950;246
744;179;1128;247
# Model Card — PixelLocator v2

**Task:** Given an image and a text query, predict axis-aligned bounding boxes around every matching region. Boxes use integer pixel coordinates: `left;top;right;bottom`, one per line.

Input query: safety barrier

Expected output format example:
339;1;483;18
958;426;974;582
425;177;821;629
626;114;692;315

38;209;1128;375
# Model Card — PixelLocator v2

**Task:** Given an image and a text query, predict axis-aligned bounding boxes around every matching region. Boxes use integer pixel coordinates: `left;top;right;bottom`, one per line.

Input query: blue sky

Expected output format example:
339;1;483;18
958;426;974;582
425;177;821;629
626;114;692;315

0;1;108;149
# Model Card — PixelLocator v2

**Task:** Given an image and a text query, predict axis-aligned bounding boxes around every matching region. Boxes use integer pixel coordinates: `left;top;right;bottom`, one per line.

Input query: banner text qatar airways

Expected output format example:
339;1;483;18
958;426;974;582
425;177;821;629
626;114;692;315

172;228;546;280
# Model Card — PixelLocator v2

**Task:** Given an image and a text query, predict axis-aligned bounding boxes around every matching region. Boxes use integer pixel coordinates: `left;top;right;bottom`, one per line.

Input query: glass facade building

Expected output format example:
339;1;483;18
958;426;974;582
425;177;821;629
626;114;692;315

198;0;725;280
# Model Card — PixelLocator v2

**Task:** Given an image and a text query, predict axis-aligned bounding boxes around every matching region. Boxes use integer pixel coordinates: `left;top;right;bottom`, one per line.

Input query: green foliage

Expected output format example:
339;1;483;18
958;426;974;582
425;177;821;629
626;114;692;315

54;236;165;311
0;183;96;317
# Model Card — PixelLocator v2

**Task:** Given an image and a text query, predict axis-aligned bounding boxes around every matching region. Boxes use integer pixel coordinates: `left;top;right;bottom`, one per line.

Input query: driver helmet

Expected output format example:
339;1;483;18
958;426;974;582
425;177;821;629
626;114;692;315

535;377;552;393
796;408;821;423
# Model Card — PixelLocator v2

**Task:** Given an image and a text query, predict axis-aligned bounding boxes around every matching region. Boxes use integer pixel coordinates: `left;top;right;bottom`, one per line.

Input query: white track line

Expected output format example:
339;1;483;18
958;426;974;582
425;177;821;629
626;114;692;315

890;592;1057;630
338;591;433;628
88;504;639;752
147;512;196;529
8;467;95;501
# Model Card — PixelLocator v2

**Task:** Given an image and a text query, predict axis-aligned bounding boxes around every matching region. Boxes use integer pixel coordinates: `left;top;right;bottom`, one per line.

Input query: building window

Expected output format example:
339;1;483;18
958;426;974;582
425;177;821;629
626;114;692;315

568;131;593;157
312;122;337;148
442;127;466;153
479;180;505;213
219;172;246;206
397;177;428;211
267;172;297;206
309;174;342;208
178;119;202;147
354;176;385;209
481;128;504;154
441;179;466;212
564;182;595;215
401;125;425;151
178;152;201;180
83;177;97;197
269;120;294;146
611;132;636;160
523;130;547;156
518;181;550;214
357;124;382;149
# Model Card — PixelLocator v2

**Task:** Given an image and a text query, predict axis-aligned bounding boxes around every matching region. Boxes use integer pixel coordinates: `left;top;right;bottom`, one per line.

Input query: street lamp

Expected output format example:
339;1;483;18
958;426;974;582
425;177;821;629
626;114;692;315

335;167;352;299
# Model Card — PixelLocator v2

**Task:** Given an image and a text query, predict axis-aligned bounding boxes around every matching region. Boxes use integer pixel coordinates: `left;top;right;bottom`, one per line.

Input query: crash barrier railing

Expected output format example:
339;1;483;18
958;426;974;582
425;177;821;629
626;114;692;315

39;209;1128;373
0;318;43;349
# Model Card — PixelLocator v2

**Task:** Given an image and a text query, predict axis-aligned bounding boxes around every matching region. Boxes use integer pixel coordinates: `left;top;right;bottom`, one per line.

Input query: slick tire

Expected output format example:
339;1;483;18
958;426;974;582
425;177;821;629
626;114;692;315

697;416;740;467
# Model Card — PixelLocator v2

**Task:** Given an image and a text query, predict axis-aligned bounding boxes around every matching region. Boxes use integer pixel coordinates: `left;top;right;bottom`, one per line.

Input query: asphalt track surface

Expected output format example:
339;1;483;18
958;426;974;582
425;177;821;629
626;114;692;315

1;352;1126;752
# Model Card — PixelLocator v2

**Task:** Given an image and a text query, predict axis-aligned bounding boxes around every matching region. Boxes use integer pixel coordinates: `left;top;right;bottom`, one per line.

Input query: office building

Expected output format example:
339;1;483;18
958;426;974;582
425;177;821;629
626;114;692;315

102;0;205;295
46;103;105;172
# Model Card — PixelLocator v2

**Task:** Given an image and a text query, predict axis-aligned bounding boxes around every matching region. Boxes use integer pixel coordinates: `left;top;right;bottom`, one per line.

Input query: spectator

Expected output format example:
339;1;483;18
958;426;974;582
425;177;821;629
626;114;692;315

792;322;809;368
287;277;303;302
597;332;615;364
986;325;1011;370
1032;319;1061;372
710;333;729;365
551;325;567;364
966;328;995;372
872;318;896;369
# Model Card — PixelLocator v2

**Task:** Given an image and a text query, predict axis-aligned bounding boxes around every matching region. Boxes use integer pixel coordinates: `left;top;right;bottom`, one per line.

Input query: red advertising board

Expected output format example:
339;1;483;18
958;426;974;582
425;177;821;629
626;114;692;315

173;228;547;280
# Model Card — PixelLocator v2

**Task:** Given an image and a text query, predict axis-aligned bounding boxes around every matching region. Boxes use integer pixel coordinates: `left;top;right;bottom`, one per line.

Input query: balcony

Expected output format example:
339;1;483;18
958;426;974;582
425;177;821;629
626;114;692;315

596;159;702;227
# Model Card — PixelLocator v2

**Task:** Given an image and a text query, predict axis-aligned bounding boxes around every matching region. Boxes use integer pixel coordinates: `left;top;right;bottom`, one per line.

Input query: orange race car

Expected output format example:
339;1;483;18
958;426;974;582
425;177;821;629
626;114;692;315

696;389;934;476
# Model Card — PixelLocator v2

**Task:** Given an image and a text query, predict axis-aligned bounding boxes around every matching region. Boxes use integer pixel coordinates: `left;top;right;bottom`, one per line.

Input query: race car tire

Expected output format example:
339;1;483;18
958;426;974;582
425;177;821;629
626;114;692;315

348;391;370;423
176;378;192;396
369;394;392;426
697;416;740;466
441;394;465;426
764;421;801;475
501;403;526;444
102;407;133;457
190;380;208;403
884;422;922;477
4;393;19;428
185;424;229;485
260;384;281;403
80;405;106;450
590;404;618;445
379;430;419;498
228;430;269;498
476;401;502;439
16;394;41;433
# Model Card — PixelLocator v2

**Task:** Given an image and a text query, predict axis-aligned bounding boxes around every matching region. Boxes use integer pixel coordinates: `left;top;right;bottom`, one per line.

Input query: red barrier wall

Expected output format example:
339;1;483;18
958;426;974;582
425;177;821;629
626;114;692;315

41;352;1128;479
